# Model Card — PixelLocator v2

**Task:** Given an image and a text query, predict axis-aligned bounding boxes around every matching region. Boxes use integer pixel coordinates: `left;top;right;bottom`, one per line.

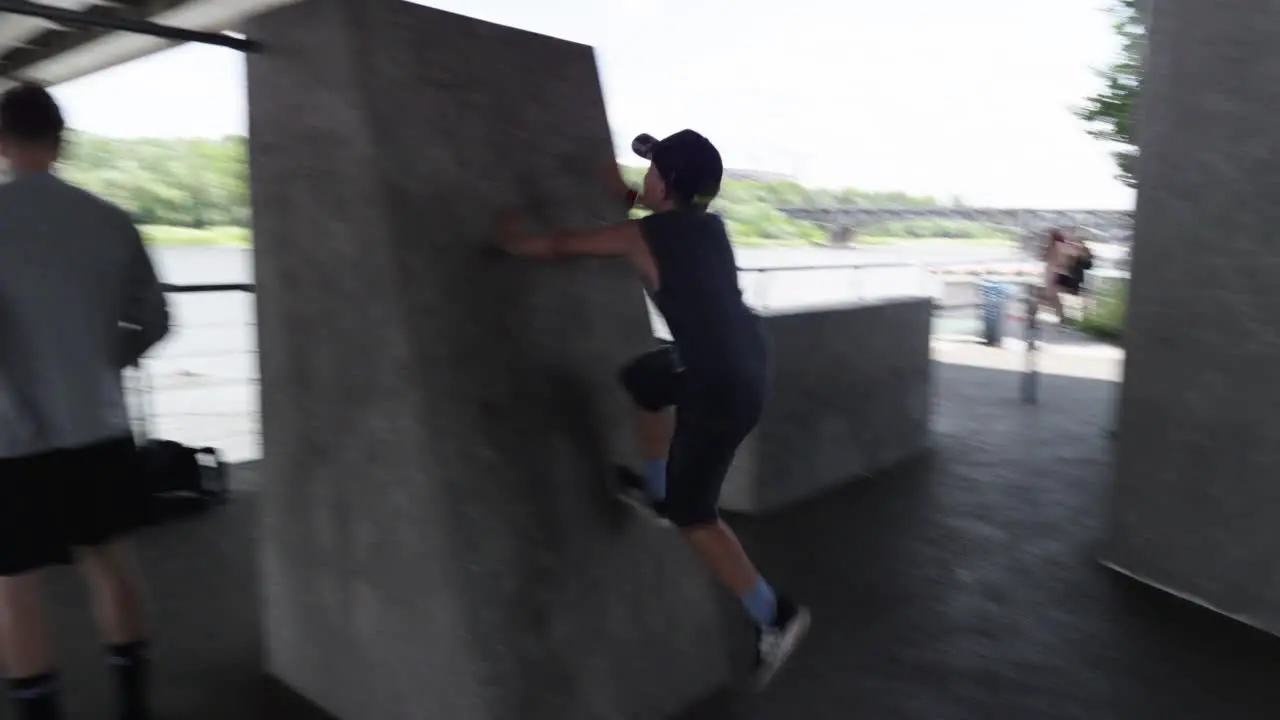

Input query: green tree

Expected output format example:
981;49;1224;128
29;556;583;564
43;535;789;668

59;131;252;228
1076;0;1145;188
863;219;1015;240
52;131;1006;247
618;164;961;244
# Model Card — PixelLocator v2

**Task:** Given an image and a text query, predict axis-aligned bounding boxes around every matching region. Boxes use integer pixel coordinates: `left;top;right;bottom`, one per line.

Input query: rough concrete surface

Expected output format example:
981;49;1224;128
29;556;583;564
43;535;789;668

1103;0;1280;634
720;298;933;514
247;2;739;719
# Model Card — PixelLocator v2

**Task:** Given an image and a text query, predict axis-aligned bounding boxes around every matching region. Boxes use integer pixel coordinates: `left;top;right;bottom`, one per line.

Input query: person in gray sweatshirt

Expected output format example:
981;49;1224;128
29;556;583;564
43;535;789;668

0;83;169;720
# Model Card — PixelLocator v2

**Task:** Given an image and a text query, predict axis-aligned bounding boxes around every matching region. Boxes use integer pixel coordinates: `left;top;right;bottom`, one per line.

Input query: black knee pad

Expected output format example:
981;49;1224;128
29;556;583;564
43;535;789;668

619;345;683;411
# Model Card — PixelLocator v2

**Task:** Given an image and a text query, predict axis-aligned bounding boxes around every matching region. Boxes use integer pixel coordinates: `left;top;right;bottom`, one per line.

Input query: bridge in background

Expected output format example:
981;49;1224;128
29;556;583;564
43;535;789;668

781;206;1134;245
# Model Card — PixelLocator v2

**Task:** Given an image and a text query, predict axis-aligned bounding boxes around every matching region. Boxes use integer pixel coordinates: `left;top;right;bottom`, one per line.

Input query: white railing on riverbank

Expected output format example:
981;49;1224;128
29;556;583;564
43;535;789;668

129;284;260;463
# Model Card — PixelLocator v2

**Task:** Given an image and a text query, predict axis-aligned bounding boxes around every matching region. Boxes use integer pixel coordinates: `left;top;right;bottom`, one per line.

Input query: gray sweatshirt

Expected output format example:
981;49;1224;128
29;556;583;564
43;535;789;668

0;171;169;458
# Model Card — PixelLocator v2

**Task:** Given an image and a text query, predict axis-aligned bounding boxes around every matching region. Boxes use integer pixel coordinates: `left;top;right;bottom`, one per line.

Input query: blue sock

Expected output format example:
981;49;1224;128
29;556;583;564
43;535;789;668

642;459;667;500
742;578;778;627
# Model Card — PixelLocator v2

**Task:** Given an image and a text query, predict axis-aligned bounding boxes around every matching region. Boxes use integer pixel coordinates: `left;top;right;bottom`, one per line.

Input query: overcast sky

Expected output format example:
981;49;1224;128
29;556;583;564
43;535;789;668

51;0;1134;209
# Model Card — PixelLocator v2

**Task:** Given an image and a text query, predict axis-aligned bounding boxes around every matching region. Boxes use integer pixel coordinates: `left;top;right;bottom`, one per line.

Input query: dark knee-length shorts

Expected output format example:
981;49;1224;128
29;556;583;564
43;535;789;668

0;435;145;577
619;344;765;527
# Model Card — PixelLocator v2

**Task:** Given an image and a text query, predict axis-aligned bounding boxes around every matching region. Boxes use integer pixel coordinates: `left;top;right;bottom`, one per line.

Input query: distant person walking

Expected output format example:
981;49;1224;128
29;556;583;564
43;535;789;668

0;84;169;720
1070;241;1094;297
1042;229;1089;324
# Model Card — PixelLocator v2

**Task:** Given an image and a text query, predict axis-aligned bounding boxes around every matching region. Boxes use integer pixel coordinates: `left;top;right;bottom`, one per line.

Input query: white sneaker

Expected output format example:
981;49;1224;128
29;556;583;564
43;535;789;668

753;598;811;690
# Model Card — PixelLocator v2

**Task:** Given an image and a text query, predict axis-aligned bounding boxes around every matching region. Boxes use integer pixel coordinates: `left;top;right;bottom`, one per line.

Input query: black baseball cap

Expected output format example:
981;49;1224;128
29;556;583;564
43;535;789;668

632;129;723;206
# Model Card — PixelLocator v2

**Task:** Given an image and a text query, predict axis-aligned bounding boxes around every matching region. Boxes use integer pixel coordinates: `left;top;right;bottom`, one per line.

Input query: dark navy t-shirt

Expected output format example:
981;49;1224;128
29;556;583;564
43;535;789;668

638;209;767;390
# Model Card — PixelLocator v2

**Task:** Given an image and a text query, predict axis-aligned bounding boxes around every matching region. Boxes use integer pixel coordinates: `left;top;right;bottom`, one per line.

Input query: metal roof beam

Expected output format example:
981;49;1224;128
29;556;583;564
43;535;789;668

0;0;259;52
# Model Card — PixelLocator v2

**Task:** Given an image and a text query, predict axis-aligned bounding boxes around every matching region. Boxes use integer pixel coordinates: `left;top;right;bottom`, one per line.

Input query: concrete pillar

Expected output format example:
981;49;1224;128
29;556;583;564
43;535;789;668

246;2;743;718
1135;0;1153;29
1102;0;1280;634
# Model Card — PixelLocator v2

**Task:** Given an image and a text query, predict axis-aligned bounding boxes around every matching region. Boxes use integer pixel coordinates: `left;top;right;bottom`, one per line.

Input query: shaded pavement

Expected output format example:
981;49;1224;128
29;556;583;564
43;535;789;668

11;360;1280;719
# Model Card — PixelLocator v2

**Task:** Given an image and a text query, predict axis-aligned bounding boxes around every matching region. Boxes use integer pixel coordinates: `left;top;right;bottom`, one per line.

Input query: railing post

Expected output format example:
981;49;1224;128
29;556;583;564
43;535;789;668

1021;285;1040;404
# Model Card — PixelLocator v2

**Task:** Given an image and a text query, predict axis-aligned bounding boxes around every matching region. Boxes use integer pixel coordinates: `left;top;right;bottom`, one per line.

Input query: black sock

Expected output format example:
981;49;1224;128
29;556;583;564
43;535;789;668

106;640;150;720
7;672;61;720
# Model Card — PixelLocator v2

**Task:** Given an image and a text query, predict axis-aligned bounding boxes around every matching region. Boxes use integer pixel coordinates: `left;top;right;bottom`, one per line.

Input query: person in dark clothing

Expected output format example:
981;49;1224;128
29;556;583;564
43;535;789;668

1042;229;1095;326
496;129;809;688
1066;243;1093;295
1043;229;1083;322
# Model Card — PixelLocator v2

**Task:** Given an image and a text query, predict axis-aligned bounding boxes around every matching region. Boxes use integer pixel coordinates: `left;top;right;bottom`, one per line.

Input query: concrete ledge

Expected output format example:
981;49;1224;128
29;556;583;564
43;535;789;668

720;297;933;514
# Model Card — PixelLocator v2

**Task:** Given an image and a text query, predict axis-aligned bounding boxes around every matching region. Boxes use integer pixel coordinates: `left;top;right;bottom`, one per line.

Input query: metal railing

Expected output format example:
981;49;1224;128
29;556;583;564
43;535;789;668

159;282;256;294
129;282;261;462
736;261;939;312
133;263;1060;460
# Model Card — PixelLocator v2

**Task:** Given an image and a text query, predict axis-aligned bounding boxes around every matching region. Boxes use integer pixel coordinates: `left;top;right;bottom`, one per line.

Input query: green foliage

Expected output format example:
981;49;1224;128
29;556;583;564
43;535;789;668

856;235;1014;248
861;219;1016;240
140;225;251;247
1077;281;1127;341
619;164;997;244
59;131;250;228
1076;0;1144;188
55;131;1009;247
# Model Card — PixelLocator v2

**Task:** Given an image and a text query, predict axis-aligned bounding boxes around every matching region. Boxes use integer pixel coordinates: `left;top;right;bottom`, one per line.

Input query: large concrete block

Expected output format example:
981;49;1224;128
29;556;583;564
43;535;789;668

1102;0;1280;634
247;2;743;718
720;298;933;514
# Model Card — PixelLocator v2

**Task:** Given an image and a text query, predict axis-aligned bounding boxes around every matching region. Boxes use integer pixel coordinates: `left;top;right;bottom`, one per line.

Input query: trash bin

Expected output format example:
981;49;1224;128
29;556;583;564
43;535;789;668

978;279;1009;346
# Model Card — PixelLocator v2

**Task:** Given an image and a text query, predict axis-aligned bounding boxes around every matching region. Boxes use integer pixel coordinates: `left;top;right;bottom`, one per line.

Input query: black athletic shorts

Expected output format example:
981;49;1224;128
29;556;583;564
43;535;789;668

0;435;146;577
1055;273;1082;295
619;344;765;527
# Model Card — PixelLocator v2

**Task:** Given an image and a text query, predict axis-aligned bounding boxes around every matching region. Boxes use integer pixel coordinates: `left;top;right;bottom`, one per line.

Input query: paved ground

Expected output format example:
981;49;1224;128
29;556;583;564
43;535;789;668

12;359;1280;720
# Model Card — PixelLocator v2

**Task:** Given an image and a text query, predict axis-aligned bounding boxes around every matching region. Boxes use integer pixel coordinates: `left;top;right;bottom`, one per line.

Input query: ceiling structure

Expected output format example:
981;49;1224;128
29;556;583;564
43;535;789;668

0;0;294;90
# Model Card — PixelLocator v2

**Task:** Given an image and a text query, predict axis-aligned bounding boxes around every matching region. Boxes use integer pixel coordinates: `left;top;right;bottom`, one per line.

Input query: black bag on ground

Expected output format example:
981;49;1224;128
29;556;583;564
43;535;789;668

137;440;228;523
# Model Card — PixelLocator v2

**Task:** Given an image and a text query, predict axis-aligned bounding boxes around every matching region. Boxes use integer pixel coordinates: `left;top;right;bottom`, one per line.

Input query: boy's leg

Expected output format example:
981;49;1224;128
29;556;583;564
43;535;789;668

663;400;810;689
67;436;151;720
617;345;683;511
78;541;148;647
78;540;150;720
636;408;674;499
0;573;59;720
0;454;68;720
1049;282;1067;322
680;521;766;602
662;408;776;606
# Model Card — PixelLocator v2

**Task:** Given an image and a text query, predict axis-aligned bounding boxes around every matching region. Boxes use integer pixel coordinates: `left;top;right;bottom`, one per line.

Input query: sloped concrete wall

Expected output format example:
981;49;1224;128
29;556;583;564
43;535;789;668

1103;0;1280;635
248;2;743;718
720;298;933;514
